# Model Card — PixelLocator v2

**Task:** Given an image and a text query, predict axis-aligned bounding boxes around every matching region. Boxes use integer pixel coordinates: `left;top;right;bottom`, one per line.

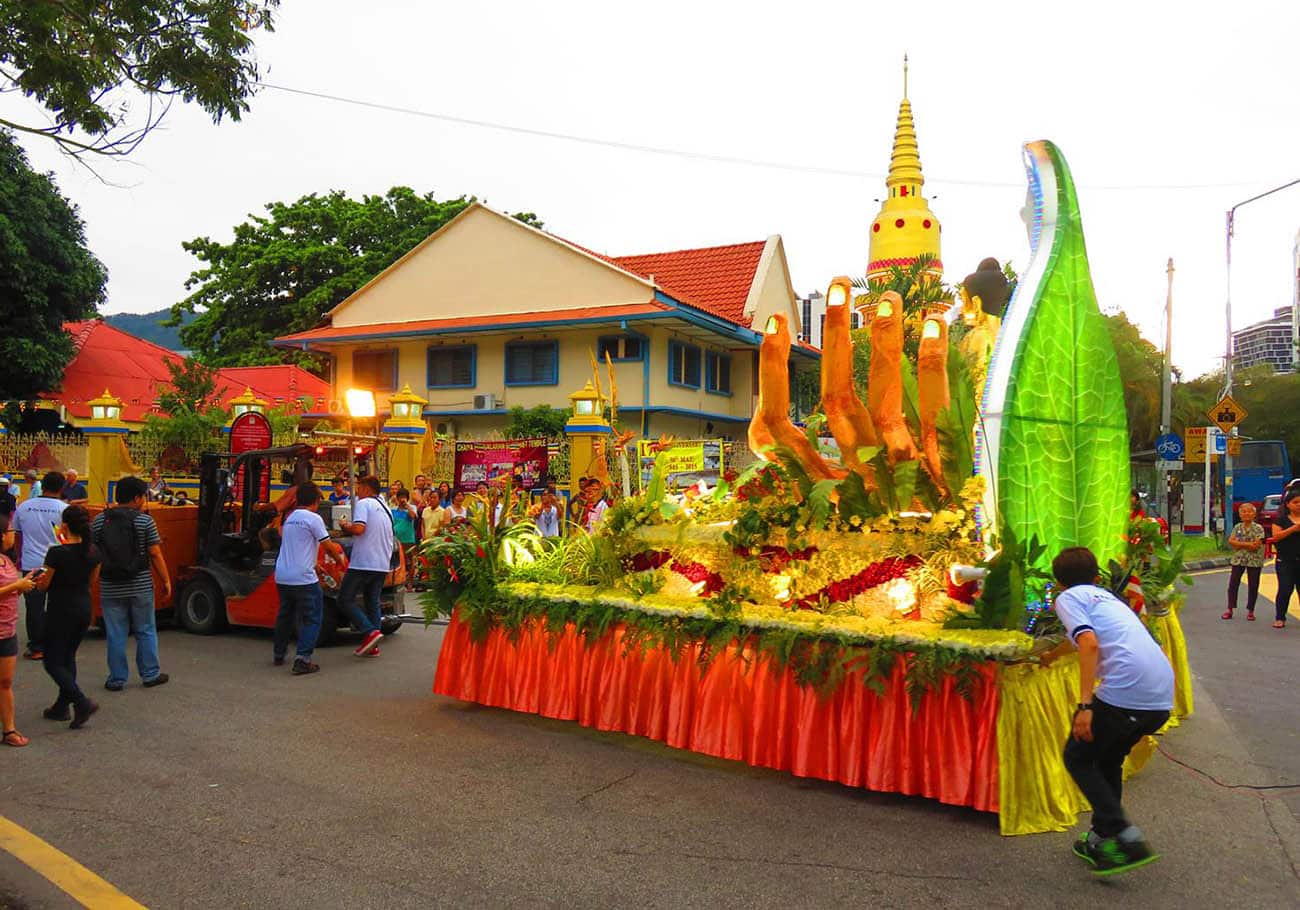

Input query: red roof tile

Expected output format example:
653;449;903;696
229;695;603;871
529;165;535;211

612;241;767;326
214;365;329;411
277;302;673;344
44;320;184;423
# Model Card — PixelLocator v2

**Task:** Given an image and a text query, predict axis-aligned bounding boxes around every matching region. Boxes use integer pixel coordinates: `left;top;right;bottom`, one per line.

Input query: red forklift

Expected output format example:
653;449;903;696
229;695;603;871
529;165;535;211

172;444;408;643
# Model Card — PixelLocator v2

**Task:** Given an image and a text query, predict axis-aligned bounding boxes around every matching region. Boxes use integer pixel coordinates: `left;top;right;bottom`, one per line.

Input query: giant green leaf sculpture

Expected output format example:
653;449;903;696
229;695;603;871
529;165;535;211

977;141;1129;566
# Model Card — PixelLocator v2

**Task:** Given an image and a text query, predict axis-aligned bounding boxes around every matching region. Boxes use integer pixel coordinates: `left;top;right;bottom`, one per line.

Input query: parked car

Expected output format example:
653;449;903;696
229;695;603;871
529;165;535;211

1259;493;1283;531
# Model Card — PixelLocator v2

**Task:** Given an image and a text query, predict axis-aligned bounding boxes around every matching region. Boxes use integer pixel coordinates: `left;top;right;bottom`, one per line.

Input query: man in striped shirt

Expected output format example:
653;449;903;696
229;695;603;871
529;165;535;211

91;476;172;691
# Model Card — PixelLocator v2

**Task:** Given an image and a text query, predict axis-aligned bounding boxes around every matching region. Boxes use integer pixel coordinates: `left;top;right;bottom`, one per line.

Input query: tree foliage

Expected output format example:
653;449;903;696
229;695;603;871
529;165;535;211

156;357;224;416
1104;312;1163;450
171;188;543;368
0;129;106;401
0;1;280;157
504;405;569;439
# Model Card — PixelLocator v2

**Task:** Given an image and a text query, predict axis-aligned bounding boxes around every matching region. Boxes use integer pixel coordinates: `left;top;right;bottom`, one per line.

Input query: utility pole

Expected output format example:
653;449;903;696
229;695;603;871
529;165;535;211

1161;258;1174;528
1224;179;1300;544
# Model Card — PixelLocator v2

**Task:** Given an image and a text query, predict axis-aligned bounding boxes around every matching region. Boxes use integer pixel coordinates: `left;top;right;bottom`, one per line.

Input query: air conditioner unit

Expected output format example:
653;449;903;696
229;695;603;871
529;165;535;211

473;393;498;410
435;420;457;437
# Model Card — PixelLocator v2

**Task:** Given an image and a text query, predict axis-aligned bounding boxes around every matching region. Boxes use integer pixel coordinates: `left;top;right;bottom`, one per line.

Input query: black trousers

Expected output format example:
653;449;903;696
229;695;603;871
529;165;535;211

24;588;47;652
1275;559;1298;624
42;611;90;711
1227;564;1261;613
1062;698;1169;838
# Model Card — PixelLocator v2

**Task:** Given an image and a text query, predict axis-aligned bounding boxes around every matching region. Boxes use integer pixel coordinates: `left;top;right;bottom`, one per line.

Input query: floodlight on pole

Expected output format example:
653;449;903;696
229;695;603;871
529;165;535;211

344;388;376;418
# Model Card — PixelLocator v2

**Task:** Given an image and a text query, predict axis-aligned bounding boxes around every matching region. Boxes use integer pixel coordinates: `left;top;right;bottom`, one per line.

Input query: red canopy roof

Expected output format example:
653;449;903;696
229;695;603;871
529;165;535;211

612;241;767;327
44;320;328;423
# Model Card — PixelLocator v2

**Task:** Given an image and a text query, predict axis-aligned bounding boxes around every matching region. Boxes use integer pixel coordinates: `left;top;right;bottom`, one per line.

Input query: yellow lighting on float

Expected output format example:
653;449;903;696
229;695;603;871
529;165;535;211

921;318;942;340
689;580;708;596
884;577;917;614
827;281;849;308
345;388;377;418
771;573;794;603
764;316;780;335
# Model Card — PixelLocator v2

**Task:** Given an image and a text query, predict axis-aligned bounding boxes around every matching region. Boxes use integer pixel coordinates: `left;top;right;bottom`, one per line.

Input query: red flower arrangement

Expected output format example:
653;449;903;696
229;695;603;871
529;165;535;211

791;555;922;611
733;545;819;572
626;550;672;572
671;559;726;595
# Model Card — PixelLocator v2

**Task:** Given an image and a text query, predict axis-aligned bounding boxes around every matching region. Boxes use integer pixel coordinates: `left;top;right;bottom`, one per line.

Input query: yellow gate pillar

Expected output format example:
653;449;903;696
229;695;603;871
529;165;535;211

565;381;611;501
83;389;132;504
382;384;429;489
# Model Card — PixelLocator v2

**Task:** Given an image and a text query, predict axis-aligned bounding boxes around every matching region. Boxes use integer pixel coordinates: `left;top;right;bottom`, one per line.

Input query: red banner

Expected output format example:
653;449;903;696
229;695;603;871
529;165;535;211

453;438;548;492
229;411;273;502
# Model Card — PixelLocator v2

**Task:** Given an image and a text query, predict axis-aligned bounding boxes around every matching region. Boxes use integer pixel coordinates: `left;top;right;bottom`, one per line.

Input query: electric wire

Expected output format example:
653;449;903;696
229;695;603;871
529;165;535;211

255;81;1274;193
1158;743;1300;792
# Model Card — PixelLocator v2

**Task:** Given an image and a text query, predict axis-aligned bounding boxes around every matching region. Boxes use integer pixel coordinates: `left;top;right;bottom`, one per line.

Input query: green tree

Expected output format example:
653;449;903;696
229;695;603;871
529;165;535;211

0;1;279;157
157;357;225;416
504;405;569;439
0;129;107;401
171;188;543;368
1103;312;1163;451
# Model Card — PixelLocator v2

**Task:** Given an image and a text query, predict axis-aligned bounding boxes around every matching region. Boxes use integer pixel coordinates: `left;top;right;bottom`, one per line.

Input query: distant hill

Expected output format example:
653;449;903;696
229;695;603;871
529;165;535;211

103;309;196;351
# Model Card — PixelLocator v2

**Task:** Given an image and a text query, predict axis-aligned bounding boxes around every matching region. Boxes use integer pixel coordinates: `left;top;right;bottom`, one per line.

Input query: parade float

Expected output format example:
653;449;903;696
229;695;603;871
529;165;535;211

426;86;1194;835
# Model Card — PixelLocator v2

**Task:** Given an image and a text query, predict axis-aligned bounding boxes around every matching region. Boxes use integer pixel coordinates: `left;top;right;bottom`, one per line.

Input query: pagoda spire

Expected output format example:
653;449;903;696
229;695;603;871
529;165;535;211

865;56;942;283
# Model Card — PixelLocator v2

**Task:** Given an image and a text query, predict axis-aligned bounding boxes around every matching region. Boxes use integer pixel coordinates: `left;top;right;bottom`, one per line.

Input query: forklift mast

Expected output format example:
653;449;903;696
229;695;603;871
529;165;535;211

196;444;314;563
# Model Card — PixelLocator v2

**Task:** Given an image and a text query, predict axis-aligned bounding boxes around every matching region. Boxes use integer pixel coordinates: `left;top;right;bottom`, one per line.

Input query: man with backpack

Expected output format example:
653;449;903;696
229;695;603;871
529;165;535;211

91;476;172;690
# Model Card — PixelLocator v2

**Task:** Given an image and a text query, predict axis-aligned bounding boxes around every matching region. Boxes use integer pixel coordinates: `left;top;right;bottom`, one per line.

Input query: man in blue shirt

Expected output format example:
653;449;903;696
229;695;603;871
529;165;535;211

13;471;67;659
1043;546;1174;876
337;475;393;658
273;483;346;675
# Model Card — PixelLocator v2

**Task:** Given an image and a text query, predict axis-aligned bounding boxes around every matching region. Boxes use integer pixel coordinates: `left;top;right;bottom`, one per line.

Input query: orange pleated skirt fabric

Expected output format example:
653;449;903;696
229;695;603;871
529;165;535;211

433;611;1001;813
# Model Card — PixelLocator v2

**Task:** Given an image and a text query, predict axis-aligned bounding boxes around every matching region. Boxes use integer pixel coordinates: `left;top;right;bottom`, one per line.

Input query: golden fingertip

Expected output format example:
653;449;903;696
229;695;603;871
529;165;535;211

922;319;941;339
877;298;893;318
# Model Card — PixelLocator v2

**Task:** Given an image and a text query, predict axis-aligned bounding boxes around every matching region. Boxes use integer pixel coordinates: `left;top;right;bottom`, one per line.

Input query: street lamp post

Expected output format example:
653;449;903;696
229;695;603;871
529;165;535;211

1223;178;1300;544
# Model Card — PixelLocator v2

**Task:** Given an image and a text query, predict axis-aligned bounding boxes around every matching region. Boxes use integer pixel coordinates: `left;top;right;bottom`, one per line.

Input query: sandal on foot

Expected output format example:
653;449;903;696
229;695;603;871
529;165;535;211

2;730;28;747
1221;609;1234;620
1273;620;1286;629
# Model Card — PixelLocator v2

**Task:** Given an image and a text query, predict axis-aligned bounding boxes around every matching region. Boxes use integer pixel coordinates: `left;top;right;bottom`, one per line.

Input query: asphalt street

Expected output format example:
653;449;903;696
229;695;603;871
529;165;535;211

0;581;1297;909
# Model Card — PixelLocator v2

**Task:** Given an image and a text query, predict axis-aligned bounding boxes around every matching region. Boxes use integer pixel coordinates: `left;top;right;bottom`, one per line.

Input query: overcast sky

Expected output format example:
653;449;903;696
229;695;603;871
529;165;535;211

5;0;1298;378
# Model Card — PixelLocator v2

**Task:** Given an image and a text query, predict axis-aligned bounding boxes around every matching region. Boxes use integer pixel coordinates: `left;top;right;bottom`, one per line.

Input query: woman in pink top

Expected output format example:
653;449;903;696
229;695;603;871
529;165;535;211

0;513;38;746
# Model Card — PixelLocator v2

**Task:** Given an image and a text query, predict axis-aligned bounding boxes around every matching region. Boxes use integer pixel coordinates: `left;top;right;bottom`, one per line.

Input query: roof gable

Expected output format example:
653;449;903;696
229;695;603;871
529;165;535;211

328;203;656;329
45;320;184;422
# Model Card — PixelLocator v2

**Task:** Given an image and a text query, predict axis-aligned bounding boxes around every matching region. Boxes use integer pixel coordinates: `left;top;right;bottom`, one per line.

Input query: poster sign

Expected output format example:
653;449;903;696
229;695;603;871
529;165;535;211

454;438;549;491
229;411;273;502
637;438;724;488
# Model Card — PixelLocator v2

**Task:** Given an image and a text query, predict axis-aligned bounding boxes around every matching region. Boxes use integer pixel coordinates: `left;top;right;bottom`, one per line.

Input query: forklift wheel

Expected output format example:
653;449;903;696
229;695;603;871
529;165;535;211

177;577;227;635
380;616;403;636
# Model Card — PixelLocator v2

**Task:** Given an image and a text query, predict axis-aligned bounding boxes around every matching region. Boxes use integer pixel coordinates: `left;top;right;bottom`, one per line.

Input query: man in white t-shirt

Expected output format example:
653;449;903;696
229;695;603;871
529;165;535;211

1041;546;1174;876
273;483;346;675
13;471;68;659
337;475;393;657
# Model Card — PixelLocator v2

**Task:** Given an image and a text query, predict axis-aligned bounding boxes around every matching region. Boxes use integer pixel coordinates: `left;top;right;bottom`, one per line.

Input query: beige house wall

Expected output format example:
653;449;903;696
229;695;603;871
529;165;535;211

329;206;654;329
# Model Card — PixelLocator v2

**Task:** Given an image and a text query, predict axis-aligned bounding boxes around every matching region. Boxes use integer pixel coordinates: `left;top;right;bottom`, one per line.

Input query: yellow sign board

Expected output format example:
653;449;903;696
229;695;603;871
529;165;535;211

636;438;724;486
1185;435;1206;460
1208;395;1248;433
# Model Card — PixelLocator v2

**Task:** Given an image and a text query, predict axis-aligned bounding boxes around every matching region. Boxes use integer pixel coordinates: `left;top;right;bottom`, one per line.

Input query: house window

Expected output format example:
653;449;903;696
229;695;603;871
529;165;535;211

596;335;645;362
352;349;397;391
668;341;702;389
801;298;812;342
851;310;862;330
505;340;558;386
427;345;476;388
705;352;731;395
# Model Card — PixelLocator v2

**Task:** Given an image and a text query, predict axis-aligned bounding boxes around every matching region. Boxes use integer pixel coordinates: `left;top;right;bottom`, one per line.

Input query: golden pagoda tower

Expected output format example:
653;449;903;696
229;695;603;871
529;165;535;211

866;56;942;285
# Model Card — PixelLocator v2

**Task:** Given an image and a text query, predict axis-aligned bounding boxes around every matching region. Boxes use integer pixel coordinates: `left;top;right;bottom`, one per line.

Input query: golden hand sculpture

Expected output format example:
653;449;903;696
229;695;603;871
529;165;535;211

749;314;846;482
800;282;951;499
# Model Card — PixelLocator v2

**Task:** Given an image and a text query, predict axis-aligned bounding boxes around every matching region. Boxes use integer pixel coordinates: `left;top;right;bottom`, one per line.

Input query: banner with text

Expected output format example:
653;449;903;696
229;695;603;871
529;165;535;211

454;438;549;492
637;438;724;488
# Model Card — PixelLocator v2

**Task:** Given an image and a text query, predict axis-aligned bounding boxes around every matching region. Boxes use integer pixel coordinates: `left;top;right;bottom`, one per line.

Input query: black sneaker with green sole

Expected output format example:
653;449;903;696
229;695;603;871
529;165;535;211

1084;836;1161;876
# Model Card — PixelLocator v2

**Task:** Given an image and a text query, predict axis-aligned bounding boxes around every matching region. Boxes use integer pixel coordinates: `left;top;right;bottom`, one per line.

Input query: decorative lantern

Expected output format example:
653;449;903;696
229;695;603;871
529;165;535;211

567;381;605;426
88;389;124;423
228;387;269;419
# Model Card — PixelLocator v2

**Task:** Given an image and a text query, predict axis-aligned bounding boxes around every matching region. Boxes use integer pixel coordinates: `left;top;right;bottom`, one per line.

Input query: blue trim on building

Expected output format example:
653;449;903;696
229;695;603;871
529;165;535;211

620;406;750;424
705;351;733;396
382;424;427;434
563;423;613;434
426;343;477;389
422;407;508;417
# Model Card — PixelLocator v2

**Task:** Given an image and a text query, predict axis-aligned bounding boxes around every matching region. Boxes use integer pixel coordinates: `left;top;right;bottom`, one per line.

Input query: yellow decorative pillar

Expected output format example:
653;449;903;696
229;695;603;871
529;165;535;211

83;389;132;505
565;381;611;501
382;384;429;489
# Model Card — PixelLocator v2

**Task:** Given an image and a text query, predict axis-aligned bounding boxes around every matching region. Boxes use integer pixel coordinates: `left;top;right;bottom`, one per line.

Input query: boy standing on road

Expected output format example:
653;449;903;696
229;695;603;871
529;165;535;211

1042;546;1174;876
337;476;392;658
91;476;172;691
13;471;68;660
274;483;346;676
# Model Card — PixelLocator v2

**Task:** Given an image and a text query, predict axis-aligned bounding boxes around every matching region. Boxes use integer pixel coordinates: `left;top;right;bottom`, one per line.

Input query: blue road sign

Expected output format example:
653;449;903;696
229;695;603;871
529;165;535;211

1155;432;1184;459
